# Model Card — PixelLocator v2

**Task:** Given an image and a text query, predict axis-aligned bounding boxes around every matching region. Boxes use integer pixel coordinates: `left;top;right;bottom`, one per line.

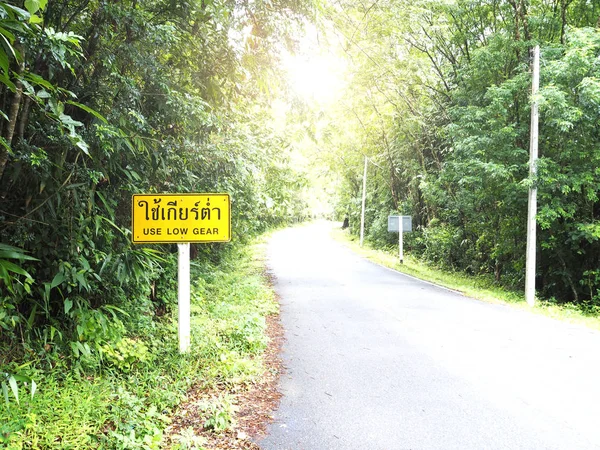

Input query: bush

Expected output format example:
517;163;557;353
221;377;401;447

421;221;462;268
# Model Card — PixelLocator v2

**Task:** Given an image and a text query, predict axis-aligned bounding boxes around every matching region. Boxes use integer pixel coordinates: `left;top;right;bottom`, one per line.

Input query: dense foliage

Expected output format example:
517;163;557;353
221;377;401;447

322;0;600;303
0;0;308;408
2;240;279;447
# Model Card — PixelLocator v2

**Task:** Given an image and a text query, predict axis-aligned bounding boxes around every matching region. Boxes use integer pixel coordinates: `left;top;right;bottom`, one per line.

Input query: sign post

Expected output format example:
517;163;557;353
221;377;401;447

399;224;404;264
360;156;368;247
388;215;412;264
132;193;231;353
178;243;191;353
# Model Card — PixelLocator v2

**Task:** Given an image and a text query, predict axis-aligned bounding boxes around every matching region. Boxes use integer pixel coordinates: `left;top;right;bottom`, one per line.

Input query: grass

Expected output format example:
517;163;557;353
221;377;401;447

332;226;600;330
0;237;278;449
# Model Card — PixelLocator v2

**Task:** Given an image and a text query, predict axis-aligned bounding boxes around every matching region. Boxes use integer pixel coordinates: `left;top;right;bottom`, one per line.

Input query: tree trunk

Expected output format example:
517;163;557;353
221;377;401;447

558;253;579;302
0;57;24;180
559;0;572;44
520;0;531;41
5;78;23;145
17;96;31;141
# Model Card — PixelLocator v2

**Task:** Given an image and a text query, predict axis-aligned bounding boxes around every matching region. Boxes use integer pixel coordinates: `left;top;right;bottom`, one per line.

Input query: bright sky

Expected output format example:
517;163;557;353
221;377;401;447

280;23;347;105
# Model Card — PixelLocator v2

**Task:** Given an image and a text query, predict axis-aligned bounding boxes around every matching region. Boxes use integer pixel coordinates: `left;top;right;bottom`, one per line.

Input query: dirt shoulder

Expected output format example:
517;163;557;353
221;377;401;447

164;309;285;449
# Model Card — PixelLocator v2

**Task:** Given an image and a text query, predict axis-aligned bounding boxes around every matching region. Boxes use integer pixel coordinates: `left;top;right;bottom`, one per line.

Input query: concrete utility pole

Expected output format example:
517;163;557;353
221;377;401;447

360;156;368;247
525;45;540;307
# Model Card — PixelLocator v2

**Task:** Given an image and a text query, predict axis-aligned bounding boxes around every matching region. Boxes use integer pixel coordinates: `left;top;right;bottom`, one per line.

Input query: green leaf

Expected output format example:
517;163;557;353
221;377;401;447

1;5;30;20
64;298;73;315
24;0;40;15
66;101;108;124
74;341;90;357
43;282;50;303
50;326;57;342
99;216;126;236
75;138;90;156
36;89;51;99
0;26;16;46
79;256;90;271
50;272;65;288
26;304;37;329
1;381;9;408
0;72;16;92
59;113;83;129
48;98;64;115
75;271;87;290
0;244;38;260
0;260;31;277
102;304;130;317
8;376;19;405
24;73;54;90
0;46;9;75
75;138;90;155
29;14;43;24
18;77;34;96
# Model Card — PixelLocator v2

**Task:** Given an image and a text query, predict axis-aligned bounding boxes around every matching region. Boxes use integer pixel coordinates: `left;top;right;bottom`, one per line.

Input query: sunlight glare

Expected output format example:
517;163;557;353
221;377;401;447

284;55;344;103
282;26;346;105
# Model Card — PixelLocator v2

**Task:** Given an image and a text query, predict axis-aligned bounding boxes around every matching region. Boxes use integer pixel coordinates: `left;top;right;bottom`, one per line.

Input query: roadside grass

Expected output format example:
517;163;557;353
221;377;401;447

0;238;277;449
332;227;600;330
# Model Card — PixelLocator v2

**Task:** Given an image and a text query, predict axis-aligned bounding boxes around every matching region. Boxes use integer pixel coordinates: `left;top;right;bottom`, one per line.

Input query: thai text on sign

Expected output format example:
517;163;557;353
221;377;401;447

132;193;231;243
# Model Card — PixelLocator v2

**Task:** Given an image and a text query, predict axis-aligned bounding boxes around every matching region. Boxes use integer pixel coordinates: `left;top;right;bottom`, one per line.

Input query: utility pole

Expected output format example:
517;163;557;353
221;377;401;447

525;45;540;307
360;156;368;247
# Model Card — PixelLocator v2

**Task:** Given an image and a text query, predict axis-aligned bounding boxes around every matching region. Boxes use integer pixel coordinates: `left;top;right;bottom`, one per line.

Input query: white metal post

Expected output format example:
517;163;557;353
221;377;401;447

360;156;368;247
399;219;404;264
178;243;191;353
525;45;540;307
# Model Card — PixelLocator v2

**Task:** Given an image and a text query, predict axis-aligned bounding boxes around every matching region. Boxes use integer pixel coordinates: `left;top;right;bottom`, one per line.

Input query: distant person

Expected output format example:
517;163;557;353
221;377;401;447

342;216;349;229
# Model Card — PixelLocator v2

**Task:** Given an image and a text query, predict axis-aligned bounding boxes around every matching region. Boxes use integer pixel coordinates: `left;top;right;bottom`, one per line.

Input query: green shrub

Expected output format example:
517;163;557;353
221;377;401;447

421;221;462;268
0;238;279;448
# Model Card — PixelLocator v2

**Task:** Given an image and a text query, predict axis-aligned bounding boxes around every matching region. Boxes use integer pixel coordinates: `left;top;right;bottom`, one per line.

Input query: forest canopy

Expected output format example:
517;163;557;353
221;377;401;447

307;0;600;305
0;0;310;363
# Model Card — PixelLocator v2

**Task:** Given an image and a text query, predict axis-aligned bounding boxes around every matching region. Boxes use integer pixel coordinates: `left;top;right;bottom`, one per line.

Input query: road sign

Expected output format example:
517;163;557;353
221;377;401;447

132;193;231;353
132;193;231;244
387;215;412;233
388;215;412;264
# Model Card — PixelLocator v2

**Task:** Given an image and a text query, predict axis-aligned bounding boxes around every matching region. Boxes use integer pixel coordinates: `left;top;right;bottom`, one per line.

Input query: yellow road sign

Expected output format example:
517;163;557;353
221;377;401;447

132;193;231;244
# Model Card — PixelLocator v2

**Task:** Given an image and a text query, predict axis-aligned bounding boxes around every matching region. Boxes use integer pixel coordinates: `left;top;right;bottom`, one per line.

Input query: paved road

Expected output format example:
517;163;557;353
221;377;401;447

258;222;600;450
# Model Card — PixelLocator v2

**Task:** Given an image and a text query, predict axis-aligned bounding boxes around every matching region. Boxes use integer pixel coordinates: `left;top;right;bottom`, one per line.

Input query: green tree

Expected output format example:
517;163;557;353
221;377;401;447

319;0;600;303
0;0;310;366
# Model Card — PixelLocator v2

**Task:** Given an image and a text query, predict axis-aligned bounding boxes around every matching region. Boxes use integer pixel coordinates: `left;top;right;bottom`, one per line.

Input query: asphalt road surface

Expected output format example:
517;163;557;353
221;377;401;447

258;222;600;450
